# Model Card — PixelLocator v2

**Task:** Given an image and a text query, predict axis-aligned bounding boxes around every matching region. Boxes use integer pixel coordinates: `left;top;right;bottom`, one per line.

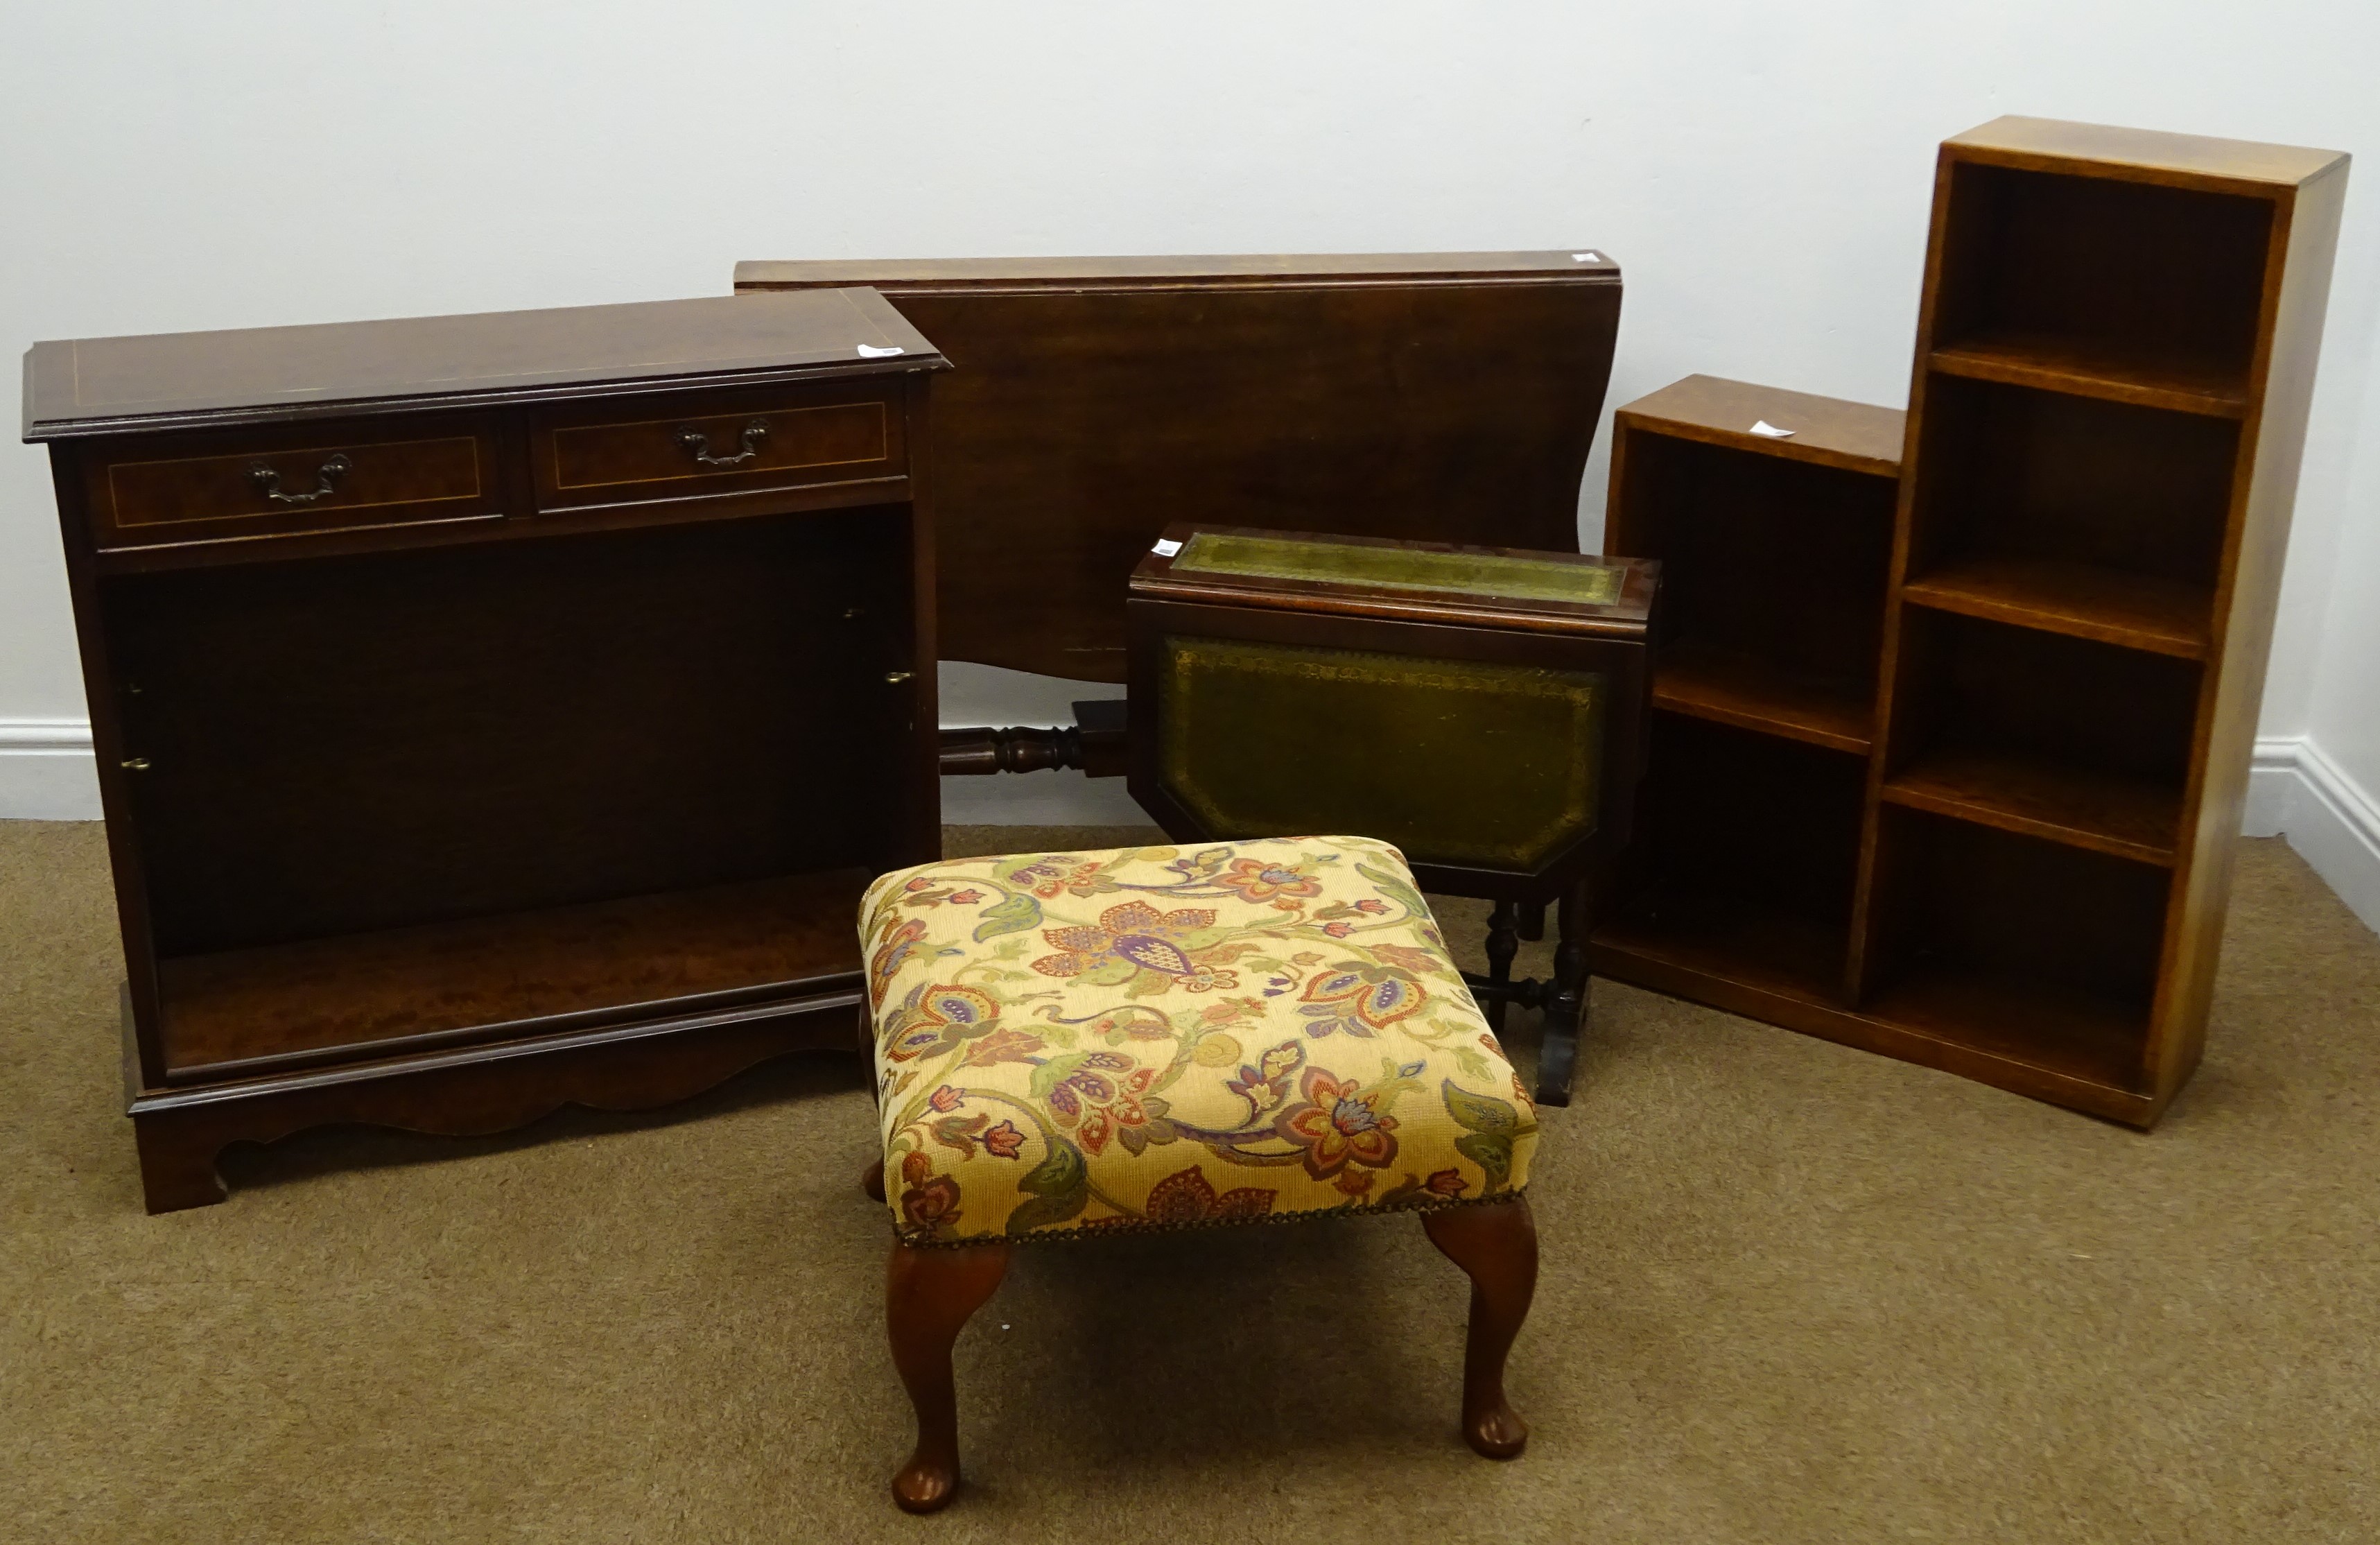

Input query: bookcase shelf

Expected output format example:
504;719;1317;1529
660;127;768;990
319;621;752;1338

1606;714;1868;1007
1594;119;2347;1127
1901;554;2212;659
1881;749;2181;867
155;870;871;1082
1928;339;2249;418
1927;152;2273;413
1606;374;1899;753
1863;809;2167;1094
1651;639;1873;754
1859;967;2151;1096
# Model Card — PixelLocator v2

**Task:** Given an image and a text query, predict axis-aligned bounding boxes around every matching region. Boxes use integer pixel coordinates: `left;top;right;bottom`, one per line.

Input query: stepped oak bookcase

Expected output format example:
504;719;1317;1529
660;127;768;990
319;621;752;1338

1592;119;2348;1126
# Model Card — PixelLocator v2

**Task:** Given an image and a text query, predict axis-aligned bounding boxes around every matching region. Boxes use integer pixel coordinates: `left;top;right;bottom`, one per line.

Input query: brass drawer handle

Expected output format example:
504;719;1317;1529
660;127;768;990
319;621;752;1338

675;420;770;468
885;671;914;684
250;454;352;506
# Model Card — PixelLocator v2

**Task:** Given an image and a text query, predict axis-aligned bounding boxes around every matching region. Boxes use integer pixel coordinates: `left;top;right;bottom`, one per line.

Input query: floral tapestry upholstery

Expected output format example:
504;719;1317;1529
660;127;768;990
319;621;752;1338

860;836;1539;1245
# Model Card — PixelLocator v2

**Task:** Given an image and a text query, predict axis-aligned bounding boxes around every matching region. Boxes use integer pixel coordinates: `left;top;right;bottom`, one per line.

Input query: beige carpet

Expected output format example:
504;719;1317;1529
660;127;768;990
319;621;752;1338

4;822;2377;1544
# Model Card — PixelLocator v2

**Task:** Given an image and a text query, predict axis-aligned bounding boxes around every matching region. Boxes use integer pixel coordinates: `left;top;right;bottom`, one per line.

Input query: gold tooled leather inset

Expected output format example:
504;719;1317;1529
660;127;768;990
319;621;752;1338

1156;636;1601;870
1172;531;1624;606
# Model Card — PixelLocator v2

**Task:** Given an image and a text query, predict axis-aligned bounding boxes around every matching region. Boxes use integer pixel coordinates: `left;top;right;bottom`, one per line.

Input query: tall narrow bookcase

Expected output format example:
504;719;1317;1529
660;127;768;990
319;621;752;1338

1597;119;2348;1126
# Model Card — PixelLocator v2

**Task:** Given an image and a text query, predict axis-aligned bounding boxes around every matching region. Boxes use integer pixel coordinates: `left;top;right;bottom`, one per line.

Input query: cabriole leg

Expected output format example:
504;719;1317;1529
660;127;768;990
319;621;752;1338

885;1240;1012;1512
1420;1197;1539;1459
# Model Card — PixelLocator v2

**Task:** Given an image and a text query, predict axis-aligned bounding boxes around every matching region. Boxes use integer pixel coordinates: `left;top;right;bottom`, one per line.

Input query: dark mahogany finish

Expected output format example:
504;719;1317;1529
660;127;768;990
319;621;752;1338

733;252;1622;682
1125;525;1657;1105
24;290;949;1211
1595;119;2348;1128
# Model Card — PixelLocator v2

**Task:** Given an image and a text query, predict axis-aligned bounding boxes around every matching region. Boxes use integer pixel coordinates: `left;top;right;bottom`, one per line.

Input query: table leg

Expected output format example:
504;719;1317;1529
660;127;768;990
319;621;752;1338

1482;901;1520;1034
1536;877;1594;1108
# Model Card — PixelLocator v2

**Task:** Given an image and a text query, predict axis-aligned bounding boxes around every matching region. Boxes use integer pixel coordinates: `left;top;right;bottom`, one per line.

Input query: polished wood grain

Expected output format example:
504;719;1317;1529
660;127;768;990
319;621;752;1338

1596;378;1895;1019
1651;639;1874;754
1928;337;2249;417
1421;1198;1539;1460
126;994;866;1215
101;431;486;540
538;386;898;511
1605;381;1899;762
1881;750;2180;866
1902;555;2211;659
27;291;946;1209
1610;373;1905;476
157;870;869;1080
1589;926;2155;1123
1597;121;2345;1126
885;1241;1011;1514
1848;118;2347;1124
2148;133;2353;1107
1945;114;2343;190
736;253;1622;682
24;289;944;439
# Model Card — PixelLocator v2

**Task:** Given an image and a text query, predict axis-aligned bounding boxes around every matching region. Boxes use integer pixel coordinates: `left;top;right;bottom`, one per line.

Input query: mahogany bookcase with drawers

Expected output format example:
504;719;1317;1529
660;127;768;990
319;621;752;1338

22;290;948;1211
1594;118;2348;1127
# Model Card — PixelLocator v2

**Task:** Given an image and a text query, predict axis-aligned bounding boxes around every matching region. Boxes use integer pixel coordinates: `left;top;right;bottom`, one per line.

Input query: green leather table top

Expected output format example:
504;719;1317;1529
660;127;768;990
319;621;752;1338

1171;531;1626;607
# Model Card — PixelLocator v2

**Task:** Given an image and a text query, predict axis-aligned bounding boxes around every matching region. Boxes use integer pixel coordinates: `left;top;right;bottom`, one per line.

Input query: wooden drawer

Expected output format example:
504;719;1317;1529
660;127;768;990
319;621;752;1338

534;386;903;512
87;423;504;551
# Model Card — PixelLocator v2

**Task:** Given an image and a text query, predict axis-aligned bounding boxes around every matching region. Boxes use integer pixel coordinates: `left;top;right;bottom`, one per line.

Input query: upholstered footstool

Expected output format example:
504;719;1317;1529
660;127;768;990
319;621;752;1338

858;834;1542;1511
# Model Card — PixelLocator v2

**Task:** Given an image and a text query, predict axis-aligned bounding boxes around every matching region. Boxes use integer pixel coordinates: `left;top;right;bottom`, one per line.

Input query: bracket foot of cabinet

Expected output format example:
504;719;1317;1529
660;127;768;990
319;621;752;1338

123;992;864;1214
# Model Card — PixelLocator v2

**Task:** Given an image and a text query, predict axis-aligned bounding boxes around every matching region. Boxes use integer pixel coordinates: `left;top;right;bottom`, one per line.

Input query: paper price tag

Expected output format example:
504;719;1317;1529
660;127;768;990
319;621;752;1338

856;344;905;359
1749;420;1796;438
1152;538;1183;558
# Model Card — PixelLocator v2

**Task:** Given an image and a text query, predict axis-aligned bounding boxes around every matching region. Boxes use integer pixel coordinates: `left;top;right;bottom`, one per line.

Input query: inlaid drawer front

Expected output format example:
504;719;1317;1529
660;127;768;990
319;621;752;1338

541;396;898;509
96;433;494;549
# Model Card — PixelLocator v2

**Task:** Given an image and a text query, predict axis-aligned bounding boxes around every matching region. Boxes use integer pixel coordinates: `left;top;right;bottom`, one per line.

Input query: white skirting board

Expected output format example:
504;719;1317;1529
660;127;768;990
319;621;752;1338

2244;736;2380;934
939;767;1151;827
0;720;100;821
7;718;2376;935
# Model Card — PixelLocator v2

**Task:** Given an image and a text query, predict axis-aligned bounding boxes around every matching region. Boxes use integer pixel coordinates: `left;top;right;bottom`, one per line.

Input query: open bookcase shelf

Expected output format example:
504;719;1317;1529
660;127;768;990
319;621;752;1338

1927;338;2249;418
1593;119;2347;1126
1901;555;2212;659
1601;713;1867;1008
155;870;869;1082
1880;750;2181;868
1604;374;1899;757
1651;639;1874;754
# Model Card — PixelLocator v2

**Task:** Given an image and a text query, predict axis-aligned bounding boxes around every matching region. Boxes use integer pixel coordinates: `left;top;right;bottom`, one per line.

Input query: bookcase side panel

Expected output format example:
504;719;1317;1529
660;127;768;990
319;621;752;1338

2149;164;2350;1104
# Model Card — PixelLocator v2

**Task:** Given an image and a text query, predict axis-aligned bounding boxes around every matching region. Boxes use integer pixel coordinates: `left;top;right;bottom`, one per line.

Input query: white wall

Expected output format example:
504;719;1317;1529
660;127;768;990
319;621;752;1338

3;1;2375;920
